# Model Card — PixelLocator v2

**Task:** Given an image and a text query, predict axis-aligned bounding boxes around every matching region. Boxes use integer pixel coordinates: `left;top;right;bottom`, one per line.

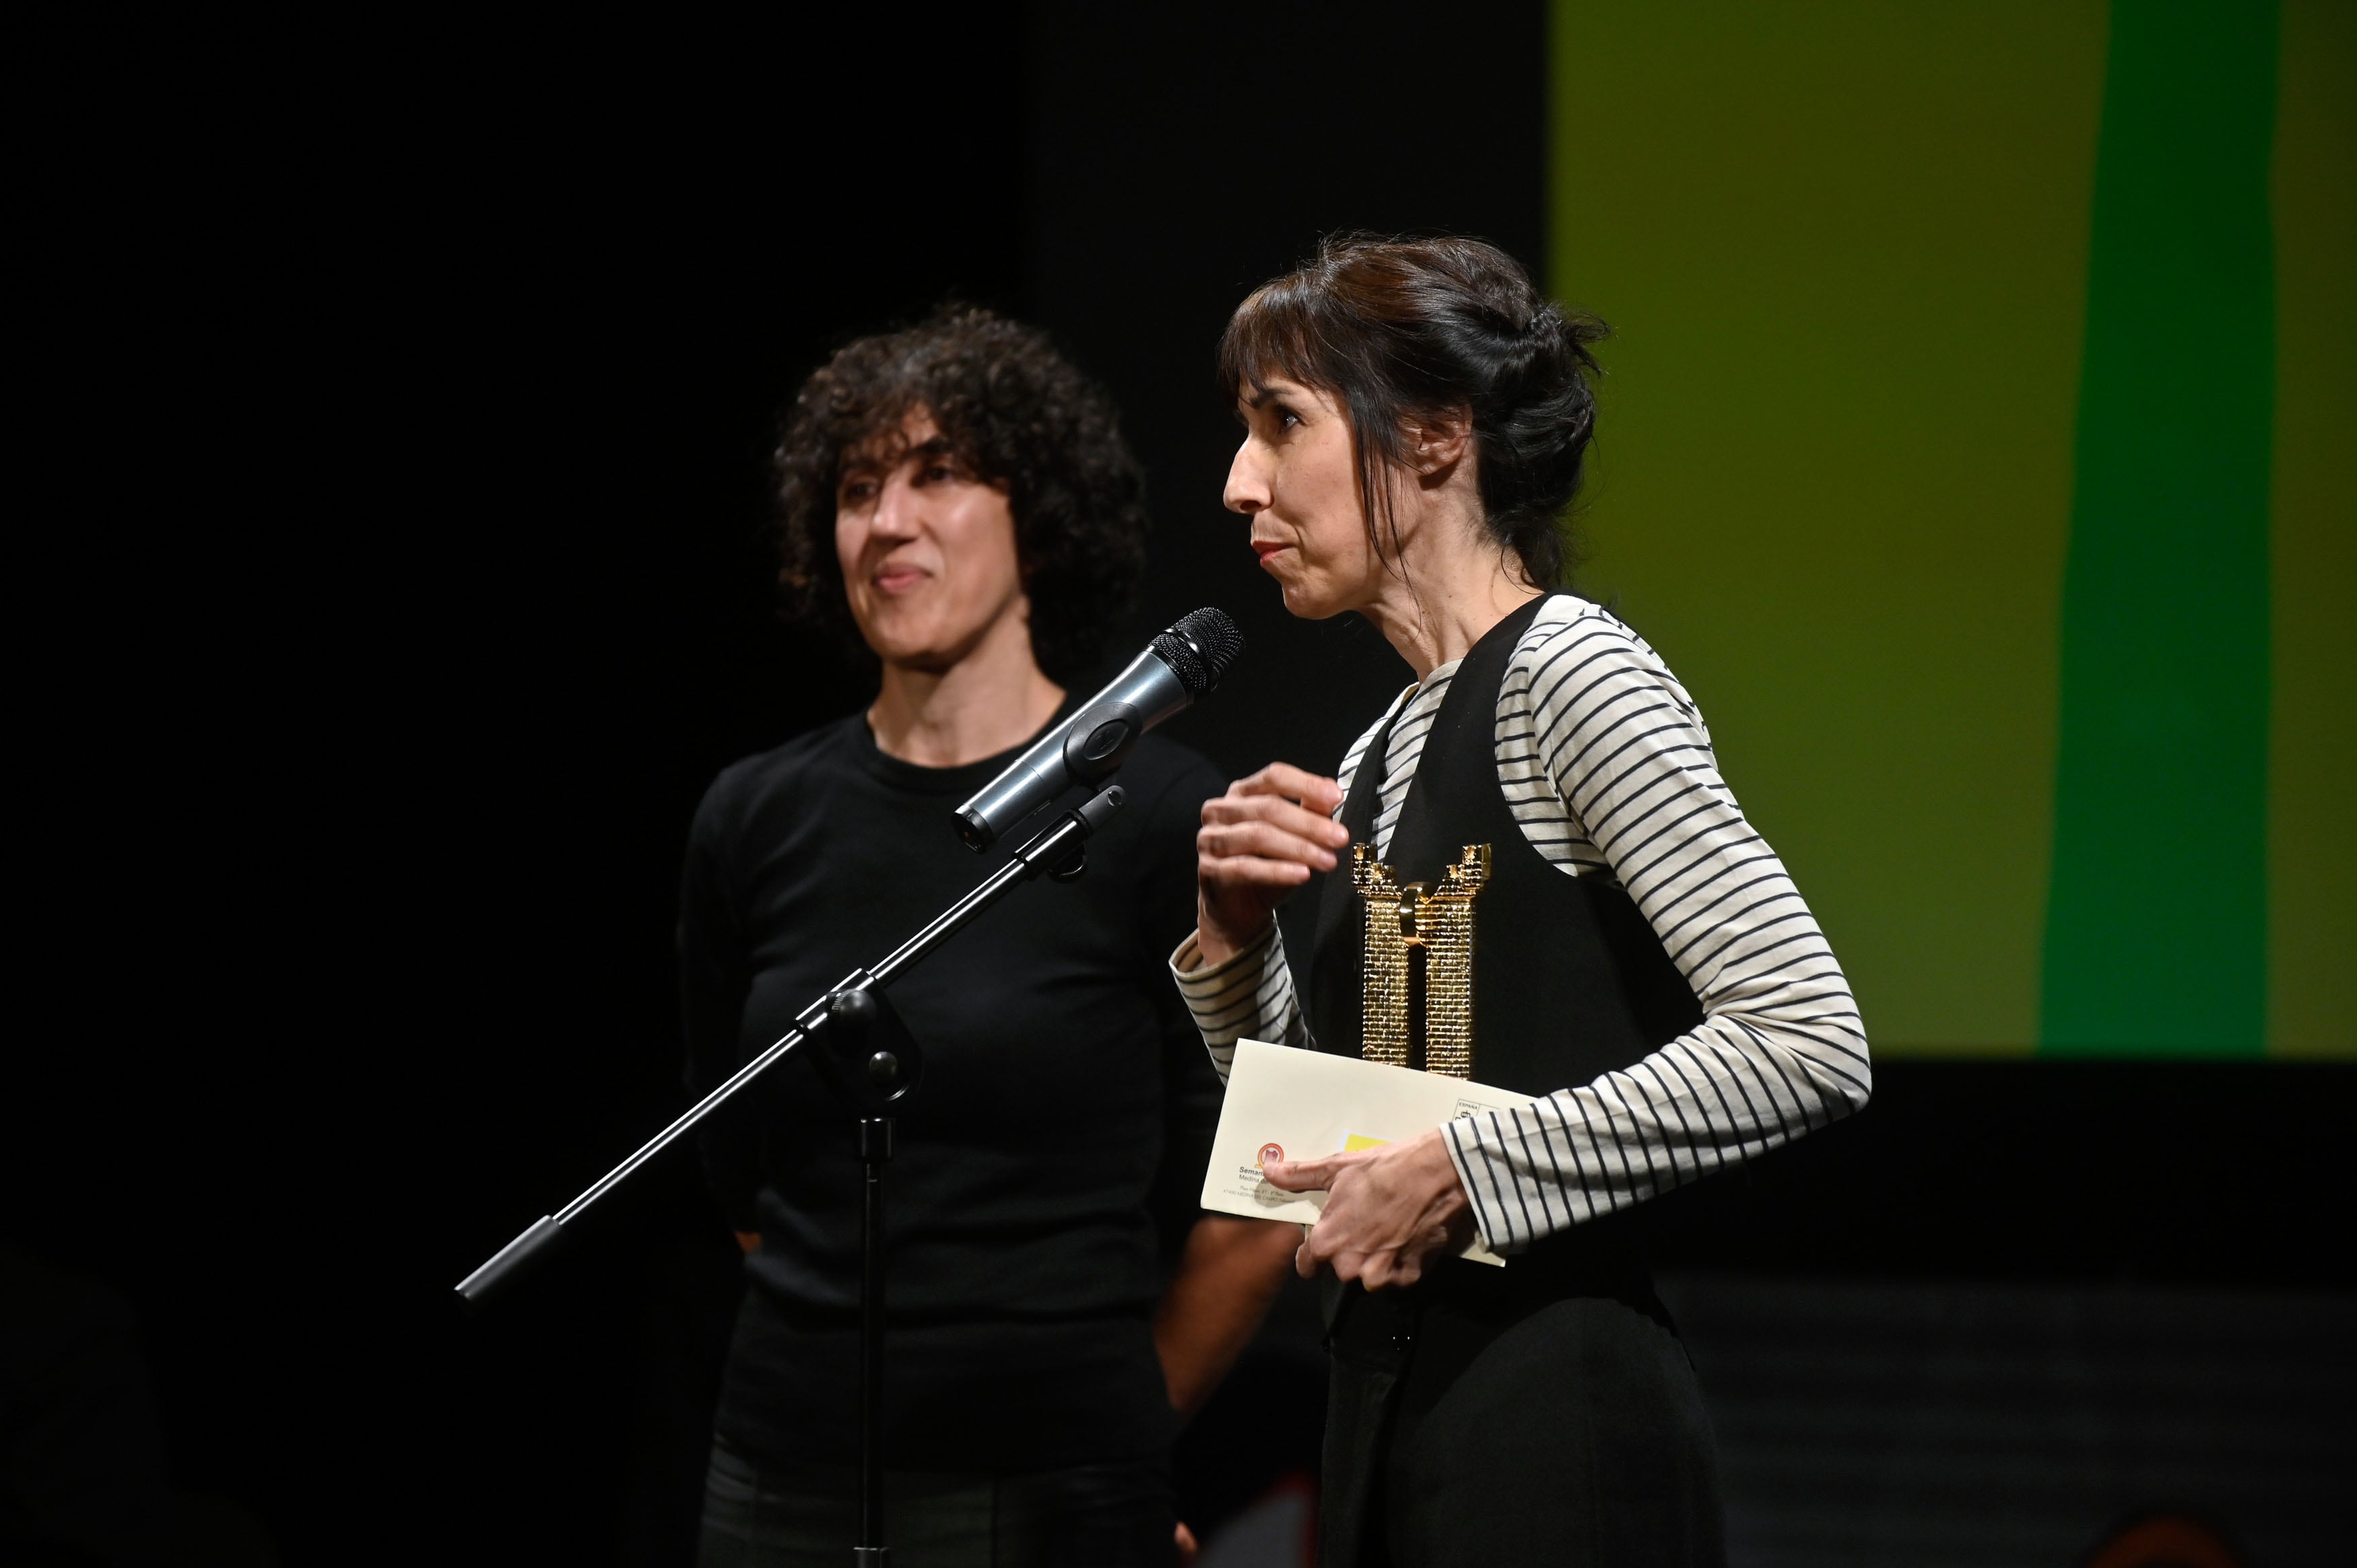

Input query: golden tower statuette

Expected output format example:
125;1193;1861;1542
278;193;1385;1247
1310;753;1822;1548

1351;842;1490;1078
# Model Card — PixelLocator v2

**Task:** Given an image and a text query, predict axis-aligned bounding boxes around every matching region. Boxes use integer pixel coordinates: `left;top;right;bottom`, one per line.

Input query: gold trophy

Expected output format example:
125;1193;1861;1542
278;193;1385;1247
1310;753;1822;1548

1352;843;1490;1079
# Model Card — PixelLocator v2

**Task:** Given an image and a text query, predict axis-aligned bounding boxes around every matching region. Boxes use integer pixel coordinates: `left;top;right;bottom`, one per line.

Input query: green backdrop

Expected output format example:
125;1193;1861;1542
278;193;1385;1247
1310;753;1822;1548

1549;0;2352;1057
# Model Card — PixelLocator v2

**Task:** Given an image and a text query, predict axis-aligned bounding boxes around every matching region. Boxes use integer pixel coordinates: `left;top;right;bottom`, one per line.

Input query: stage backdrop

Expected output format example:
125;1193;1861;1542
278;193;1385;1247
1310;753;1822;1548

1548;0;2352;1058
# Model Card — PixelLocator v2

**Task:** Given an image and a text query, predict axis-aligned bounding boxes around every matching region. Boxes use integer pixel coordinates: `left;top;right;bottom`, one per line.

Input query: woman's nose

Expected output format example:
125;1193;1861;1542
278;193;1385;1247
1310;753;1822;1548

871;478;923;537
1224;439;1268;516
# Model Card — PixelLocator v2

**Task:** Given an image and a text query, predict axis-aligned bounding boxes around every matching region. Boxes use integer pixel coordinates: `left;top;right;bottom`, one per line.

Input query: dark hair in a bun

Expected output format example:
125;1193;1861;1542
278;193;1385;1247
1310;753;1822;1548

1219;234;1609;589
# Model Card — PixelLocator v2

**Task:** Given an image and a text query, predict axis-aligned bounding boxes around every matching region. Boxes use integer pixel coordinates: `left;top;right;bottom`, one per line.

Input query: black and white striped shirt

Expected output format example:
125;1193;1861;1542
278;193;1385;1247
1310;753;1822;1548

1171;596;1872;1254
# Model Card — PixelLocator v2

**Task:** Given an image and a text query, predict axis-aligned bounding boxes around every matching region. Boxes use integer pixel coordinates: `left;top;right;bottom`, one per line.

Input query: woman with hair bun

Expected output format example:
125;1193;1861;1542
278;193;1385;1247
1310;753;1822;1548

1172;237;1872;1565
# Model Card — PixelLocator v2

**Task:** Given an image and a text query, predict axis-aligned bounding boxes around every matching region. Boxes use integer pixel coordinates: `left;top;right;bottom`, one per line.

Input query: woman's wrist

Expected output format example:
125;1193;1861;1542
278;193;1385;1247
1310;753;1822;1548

1193;923;1258;970
1408;1129;1471;1213
1193;897;1272;969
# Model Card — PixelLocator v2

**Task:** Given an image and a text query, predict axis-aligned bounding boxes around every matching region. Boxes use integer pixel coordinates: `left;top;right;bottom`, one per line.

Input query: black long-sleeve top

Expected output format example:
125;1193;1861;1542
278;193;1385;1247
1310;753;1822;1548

679;706;1225;1472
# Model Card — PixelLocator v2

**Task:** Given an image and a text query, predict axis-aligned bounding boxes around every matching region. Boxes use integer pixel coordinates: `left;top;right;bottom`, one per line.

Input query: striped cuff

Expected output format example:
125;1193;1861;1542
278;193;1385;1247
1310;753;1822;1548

1442;1112;1527;1256
1170;924;1281;1082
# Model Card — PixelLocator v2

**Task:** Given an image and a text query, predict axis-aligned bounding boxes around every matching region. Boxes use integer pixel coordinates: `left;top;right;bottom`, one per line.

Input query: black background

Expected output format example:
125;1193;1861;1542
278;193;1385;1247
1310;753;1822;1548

16;5;2351;1565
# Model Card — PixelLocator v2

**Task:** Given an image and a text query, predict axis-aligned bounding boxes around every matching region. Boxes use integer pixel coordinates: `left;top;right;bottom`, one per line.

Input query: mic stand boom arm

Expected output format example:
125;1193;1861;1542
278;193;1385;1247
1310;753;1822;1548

454;782;1129;1309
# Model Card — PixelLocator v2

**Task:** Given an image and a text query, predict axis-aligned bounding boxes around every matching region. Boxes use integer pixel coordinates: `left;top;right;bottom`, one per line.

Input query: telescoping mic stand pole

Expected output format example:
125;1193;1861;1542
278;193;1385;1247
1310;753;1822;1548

816;987;923;1568
451;779;1126;1309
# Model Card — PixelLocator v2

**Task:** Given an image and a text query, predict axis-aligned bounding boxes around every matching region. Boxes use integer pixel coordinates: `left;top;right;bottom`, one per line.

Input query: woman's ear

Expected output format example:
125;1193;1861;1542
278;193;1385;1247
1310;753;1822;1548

1405;410;1473;479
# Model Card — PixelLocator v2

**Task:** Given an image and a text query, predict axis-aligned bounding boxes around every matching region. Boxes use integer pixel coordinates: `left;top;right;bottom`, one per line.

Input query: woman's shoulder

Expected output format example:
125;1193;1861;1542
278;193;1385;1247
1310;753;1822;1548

1506;595;1708;732
1512;593;1654;662
693;713;867;838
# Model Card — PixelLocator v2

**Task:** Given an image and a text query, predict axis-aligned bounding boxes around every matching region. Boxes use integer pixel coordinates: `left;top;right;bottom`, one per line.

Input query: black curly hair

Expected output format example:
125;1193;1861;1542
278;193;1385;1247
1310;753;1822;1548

774;308;1148;684
1219;234;1609;590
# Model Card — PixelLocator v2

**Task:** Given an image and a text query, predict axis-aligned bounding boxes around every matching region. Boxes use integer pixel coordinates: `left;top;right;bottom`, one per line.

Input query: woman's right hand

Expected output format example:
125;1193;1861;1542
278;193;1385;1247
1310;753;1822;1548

1195;763;1350;966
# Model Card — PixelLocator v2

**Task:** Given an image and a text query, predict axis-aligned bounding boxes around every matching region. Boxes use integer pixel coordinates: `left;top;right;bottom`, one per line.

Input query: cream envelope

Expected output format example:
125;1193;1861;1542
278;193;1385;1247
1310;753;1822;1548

1201;1037;1537;1267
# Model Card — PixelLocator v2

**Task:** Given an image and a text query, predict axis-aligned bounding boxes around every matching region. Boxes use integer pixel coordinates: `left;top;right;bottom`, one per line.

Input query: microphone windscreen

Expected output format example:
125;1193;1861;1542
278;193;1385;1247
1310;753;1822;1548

1153;608;1245;697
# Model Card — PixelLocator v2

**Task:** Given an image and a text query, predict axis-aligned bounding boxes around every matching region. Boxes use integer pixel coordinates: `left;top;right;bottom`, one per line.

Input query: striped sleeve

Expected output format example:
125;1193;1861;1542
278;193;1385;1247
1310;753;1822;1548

1170;923;1310;1081
1440;606;1873;1254
1168;692;1413;1078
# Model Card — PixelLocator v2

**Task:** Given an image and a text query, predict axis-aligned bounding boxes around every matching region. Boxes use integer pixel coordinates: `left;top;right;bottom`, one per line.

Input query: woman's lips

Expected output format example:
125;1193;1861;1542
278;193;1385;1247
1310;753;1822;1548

1251;541;1289;564
873;566;926;592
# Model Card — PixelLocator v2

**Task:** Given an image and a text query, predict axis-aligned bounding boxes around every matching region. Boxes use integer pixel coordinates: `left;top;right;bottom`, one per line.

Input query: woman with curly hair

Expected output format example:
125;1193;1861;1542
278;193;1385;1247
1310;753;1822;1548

683;308;1294;1567
1176;237;1871;1565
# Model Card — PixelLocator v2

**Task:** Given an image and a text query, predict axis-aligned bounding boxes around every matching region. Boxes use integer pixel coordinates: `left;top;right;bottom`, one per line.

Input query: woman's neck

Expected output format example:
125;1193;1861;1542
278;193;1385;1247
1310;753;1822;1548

868;611;1065;768
1356;489;1545;681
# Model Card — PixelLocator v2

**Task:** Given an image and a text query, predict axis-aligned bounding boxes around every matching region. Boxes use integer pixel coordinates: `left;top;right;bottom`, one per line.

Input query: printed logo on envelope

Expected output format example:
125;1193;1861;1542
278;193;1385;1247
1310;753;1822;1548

1257;1143;1284;1167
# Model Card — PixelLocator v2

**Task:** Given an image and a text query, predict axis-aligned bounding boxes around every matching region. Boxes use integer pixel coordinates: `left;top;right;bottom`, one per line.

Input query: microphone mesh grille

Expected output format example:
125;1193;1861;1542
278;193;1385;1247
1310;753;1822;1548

1153;607;1245;697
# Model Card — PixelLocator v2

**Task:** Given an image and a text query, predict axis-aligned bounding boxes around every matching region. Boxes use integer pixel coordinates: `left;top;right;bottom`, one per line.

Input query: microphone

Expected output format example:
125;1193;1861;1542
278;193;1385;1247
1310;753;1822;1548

954;607;1244;850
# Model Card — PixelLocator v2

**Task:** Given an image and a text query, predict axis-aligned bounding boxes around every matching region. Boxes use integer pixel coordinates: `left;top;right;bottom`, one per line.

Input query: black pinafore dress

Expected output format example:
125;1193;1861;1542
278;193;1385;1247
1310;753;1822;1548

1304;595;1726;1568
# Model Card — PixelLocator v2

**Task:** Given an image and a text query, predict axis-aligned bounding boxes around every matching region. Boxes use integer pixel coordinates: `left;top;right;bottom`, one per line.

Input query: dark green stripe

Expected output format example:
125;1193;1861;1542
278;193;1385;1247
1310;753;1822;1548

2040;0;2277;1056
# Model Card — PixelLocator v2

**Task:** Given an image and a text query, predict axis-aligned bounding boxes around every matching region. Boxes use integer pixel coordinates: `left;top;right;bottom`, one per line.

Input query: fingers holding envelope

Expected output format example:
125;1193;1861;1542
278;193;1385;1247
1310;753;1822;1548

1195;763;1350;964
1262;1130;1475;1291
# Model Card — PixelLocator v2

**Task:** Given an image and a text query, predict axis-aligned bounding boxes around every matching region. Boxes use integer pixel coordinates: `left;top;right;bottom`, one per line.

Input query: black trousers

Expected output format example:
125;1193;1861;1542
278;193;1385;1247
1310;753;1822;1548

697;1440;1177;1568
1321;1274;1725;1568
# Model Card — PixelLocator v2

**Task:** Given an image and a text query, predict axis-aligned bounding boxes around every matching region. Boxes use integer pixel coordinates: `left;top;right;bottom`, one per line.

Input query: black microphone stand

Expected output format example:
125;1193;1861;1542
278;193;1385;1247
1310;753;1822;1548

817;987;923;1567
454;782;1129;1567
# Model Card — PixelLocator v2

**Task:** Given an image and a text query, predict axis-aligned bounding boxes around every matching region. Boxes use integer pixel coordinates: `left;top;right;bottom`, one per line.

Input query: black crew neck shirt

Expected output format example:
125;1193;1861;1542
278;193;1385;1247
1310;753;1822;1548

678;706;1226;1473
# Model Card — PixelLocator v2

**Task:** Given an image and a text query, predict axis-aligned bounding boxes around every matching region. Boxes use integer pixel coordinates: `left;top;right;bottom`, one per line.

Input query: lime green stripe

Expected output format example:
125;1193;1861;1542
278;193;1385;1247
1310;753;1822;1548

2040;0;2278;1056
2265;0;2357;1058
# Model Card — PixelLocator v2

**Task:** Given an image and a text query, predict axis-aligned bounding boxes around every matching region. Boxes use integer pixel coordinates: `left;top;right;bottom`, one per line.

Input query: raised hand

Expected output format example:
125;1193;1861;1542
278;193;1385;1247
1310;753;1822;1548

1195;763;1350;965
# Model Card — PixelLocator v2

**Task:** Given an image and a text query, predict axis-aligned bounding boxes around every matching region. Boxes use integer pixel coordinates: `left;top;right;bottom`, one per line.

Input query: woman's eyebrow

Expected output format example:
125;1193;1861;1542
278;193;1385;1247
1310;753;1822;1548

837;442;894;481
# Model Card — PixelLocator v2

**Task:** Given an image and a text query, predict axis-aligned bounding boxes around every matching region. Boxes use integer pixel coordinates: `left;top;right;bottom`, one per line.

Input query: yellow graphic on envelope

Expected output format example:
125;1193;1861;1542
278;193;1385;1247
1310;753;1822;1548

1341;1132;1390;1153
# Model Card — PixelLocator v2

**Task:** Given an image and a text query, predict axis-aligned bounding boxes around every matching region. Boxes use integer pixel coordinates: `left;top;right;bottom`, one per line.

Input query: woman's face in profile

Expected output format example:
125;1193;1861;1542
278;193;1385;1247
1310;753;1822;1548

835;411;1028;671
1225;376;1377;620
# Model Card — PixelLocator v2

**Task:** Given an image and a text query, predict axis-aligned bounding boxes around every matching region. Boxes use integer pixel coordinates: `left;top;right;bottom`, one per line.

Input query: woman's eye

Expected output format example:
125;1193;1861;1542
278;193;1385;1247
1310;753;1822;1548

1277;409;1302;431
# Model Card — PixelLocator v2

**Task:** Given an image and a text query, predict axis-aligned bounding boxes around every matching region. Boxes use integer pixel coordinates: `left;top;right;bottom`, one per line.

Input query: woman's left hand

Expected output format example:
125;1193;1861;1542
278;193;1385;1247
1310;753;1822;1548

1261;1129;1476;1289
